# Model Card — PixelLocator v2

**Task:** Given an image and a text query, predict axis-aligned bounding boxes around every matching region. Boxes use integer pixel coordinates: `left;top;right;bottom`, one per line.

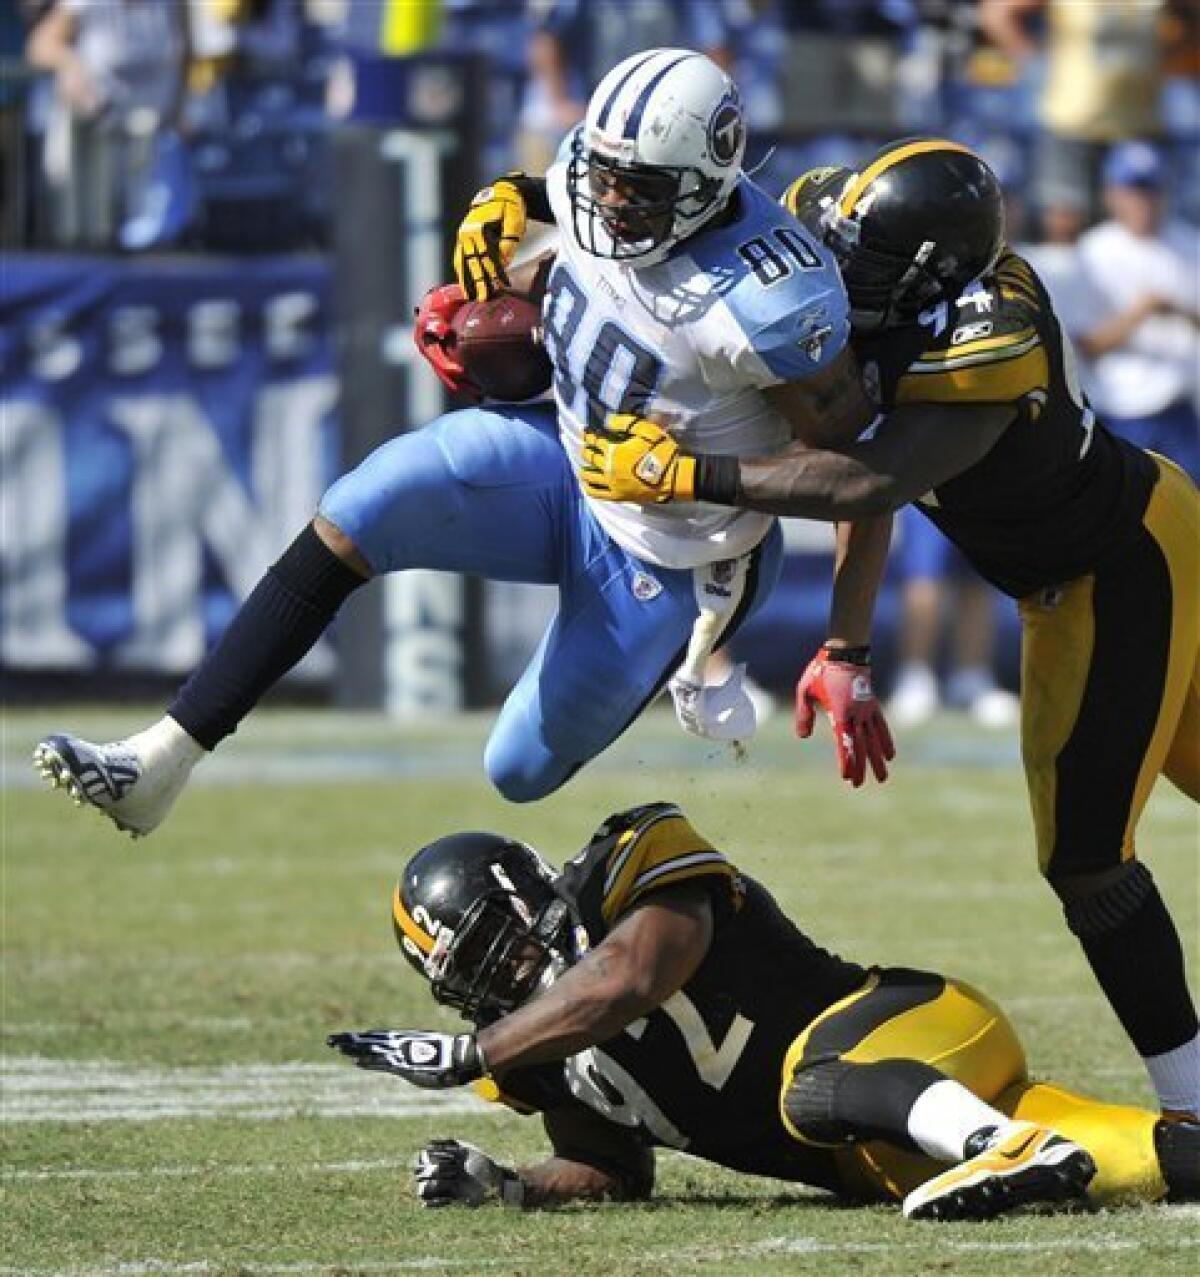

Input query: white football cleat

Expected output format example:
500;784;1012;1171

33;719;202;838
903;1121;1096;1221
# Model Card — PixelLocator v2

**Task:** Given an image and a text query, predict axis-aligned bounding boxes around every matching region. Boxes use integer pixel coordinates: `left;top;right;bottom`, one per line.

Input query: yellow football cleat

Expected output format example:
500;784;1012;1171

902;1121;1097;1221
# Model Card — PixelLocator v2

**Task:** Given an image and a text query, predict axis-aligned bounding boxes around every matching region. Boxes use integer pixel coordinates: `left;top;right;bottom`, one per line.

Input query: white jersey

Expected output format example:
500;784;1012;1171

544;157;850;569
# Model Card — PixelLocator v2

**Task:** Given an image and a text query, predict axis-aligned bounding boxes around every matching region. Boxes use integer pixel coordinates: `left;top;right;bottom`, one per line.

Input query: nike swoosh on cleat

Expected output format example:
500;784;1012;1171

998;1132;1040;1161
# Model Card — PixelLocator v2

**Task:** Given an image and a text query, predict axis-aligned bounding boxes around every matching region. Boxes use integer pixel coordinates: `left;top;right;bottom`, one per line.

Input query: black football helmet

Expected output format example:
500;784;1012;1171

392;831;573;1021
797;139;1005;330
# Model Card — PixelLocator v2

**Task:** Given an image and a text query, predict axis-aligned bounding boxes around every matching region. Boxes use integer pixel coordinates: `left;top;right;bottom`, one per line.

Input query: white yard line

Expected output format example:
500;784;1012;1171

0;1263;504;1276
3;1017;285;1035
741;1233;1199;1257
4;1157;415;1183
5;1232;1199;1277
1;1056;493;1124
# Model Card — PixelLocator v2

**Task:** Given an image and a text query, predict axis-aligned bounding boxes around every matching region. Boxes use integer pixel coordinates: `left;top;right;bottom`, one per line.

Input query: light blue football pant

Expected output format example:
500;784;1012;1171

320;404;782;801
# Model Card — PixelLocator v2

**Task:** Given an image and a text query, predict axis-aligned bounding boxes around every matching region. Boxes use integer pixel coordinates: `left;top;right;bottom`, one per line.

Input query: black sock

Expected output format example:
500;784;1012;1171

169;525;366;750
786;1058;945;1148
1063;863;1199;1058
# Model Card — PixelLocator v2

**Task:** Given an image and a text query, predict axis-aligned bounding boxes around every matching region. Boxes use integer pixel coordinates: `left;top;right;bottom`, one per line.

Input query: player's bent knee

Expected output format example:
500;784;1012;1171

781;1060;858;1146
483;739;572;804
312;516;371;578
1050;860;1155;938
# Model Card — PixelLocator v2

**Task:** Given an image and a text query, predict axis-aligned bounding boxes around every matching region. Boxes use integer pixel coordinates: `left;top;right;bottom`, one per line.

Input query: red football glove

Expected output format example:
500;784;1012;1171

413;283;482;401
795;646;895;787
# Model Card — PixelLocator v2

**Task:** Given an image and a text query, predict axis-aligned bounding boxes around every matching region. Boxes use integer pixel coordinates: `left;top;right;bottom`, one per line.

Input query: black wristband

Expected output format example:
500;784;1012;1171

694;453;742;506
823;645;872;666
505;173;553;224
454;1033;487;1082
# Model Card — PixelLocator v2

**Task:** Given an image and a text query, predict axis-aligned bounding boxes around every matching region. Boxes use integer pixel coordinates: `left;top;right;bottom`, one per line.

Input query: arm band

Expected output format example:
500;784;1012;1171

693;453;742;506
823;645;872;666
506;173;554;224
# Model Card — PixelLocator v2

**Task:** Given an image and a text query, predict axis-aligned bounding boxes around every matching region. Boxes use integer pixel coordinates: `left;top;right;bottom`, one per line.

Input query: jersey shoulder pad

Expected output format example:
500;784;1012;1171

897;262;1048;404
689;183;850;384
566;803;743;931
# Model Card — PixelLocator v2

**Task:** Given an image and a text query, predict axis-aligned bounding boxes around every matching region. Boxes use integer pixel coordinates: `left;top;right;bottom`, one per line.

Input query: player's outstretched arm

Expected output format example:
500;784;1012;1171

478;887;713;1073
580;399;1016;518
328;887;713;1087
702;400;1018;520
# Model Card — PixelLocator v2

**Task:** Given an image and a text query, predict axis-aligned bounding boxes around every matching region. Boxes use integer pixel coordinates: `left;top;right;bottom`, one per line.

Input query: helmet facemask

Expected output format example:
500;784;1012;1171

425;886;573;1021
822;208;947;330
567;131;725;265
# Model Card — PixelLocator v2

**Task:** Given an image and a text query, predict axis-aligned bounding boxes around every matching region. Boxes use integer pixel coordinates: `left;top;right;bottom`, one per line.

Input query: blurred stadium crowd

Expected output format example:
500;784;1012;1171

4;1;1199;251
3;0;1198;719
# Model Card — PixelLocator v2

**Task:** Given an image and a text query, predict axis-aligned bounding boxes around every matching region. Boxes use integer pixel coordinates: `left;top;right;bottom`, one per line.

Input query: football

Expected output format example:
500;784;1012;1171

452;292;553;403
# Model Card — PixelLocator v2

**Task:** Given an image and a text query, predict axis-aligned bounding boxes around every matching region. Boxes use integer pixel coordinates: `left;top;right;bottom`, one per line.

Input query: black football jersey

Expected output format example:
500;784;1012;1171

475;803;867;1187
854;249;1159;598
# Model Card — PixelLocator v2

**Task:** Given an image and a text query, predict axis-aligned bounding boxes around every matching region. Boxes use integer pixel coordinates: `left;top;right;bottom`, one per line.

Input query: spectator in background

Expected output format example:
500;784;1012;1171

979;0;1165;227
518;0;729;173
720;0;860;197
26;0;190;247
187;0;306;127
776;0;916;143
1075;142;1200;481
1;1;37;245
887;517;1019;729
439;0;534;176
1162;0;1200;222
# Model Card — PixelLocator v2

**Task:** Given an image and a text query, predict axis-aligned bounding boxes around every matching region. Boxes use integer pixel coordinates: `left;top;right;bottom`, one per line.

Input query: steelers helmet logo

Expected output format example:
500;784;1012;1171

708;94;744;167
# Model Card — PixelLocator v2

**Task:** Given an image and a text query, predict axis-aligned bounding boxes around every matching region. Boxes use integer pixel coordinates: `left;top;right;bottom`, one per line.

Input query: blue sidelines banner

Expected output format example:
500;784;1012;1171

1;253;339;676
0;251;1017;695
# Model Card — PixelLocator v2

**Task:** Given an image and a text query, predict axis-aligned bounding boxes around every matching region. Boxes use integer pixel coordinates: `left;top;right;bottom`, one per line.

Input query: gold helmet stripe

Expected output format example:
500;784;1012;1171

392;882;435;954
838;138;975;219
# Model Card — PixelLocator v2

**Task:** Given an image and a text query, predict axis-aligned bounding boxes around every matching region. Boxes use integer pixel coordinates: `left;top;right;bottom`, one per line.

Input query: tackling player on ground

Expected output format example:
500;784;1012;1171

34;49;893;835
574;138;1200;1123
328;803;1199;1218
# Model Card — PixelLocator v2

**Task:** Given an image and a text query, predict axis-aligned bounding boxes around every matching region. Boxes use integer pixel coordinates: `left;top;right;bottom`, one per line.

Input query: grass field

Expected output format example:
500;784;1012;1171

3;705;1198;1276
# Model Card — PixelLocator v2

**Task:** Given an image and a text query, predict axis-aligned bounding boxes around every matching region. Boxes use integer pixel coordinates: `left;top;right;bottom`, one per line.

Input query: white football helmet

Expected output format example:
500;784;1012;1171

567;48;747;266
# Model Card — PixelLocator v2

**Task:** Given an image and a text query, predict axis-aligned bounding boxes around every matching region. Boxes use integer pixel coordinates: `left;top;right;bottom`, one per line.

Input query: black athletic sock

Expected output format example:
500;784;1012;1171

1063;863;1199;1058
169;525;366;750
786;1058;945;1149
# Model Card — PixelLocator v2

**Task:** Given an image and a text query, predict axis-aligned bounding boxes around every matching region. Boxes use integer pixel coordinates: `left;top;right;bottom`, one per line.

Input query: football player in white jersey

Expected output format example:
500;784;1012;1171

34;49;894;839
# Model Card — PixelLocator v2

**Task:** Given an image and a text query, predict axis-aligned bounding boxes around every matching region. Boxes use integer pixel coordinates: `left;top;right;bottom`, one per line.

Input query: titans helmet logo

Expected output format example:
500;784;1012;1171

708;93;744;168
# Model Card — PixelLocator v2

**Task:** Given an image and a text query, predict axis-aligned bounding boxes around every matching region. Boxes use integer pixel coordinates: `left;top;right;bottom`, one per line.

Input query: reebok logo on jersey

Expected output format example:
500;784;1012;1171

862;359;882;405
803;325;833;363
631;572;663;602
953;321;993;345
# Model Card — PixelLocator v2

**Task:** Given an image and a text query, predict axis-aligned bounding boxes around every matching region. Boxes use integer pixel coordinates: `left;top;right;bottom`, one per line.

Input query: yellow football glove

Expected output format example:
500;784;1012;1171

453;176;528;301
579;414;698;505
